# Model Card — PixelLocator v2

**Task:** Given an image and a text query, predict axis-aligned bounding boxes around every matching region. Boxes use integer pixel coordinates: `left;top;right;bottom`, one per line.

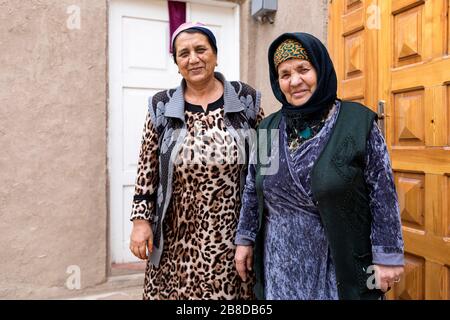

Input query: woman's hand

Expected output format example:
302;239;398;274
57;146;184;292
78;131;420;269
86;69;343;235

235;245;253;282
130;220;153;260
374;264;404;292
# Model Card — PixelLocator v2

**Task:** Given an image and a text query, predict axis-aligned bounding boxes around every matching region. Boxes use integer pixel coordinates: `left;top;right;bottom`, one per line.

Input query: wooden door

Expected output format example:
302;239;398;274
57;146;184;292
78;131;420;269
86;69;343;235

328;0;379;109
328;0;450;300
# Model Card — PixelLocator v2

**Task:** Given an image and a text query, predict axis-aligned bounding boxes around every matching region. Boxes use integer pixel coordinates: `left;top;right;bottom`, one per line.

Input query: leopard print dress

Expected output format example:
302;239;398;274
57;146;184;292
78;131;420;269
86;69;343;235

141;96;261;300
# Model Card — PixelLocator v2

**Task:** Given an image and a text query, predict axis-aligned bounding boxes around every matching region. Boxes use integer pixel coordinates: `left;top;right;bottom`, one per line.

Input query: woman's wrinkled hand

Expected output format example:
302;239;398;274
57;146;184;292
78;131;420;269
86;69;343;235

235;245;253;282
374;264;404;292
130;220;153;260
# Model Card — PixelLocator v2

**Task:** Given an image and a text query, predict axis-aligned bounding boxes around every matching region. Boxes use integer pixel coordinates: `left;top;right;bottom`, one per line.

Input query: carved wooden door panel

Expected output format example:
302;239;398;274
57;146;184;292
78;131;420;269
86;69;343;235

329;0;450;300
328;0;379;109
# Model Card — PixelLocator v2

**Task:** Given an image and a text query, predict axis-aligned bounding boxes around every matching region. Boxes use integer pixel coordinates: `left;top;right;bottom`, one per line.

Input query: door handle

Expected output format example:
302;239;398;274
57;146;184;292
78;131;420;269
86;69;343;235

377;100;386;138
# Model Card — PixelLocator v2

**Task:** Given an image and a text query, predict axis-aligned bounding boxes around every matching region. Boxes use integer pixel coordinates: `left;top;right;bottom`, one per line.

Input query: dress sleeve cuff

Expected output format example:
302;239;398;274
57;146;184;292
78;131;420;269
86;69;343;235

130;199;155;222
234;234;255;246
372;248;404;266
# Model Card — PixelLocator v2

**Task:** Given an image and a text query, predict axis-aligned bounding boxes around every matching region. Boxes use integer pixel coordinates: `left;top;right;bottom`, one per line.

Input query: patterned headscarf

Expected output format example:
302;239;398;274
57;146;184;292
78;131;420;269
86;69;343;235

273;39;310;69
268;33;337;115
171;22;217;54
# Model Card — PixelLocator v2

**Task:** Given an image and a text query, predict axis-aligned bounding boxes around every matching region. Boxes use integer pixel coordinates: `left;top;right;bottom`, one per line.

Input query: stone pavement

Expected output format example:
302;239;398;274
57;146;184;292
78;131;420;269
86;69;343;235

64;263;146;300
65;273;144;300
71;286;143;300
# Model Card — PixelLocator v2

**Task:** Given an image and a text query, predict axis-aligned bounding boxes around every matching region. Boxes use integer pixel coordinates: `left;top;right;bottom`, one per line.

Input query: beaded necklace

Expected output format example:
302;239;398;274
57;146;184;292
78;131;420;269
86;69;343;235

286;104;333;152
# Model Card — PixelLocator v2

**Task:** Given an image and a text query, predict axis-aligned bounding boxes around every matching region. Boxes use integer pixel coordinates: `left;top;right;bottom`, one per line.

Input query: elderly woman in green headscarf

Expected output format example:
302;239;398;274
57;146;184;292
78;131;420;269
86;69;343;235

234;33;404;300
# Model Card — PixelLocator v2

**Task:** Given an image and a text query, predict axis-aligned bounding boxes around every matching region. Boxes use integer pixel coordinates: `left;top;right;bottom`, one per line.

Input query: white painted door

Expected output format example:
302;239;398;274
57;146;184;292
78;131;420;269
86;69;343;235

108;0;240;264
187;1;240;80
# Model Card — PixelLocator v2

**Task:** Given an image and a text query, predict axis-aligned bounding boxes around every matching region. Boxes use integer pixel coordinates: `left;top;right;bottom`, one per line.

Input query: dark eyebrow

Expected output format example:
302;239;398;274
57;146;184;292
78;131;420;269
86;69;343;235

177;48;189;55
194;45;208;50
297;61;312;68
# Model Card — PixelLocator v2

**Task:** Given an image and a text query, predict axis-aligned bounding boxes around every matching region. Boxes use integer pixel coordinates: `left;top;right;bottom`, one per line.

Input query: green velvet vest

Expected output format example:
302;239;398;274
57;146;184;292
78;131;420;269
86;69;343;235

253;101;383;300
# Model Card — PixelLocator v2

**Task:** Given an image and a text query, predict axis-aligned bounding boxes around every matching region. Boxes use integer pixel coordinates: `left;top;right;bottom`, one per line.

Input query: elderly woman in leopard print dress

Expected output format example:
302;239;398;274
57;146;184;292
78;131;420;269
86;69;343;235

129;22;264;299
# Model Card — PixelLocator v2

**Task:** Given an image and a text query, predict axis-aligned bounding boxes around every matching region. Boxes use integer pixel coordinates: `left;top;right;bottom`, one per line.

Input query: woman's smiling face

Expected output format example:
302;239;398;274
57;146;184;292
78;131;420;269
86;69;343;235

277;59;317;107
174;32;217;86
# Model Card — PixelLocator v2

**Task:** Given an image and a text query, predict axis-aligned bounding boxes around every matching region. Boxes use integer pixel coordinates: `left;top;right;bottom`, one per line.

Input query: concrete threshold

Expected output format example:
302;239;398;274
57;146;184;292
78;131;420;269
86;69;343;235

65;273;144;300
